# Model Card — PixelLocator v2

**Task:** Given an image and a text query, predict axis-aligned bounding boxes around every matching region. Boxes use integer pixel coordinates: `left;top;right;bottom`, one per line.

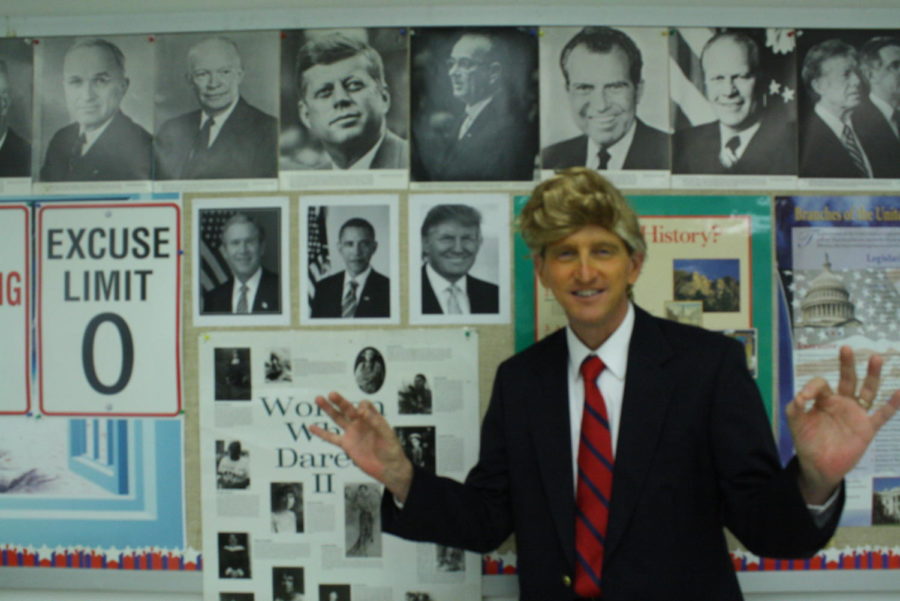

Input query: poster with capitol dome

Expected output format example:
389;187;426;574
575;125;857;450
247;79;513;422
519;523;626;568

775;195;900;527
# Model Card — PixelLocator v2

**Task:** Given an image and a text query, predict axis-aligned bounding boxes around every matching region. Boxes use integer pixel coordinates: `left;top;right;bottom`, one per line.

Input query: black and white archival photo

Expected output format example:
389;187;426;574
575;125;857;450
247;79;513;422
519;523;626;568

398;373;433;415
214;347;252;401
216;439;250;490
194;196;290;327
408;193;510;325
270;481;304;533
344;483;381;558
154;31;278;184
303;195;398;324
409;27;539;182
0;38;34;187
353;346;386;395
670;27;798;182
273;566;306;601
797;29;900;181
540;26;670;183
396;425;436;472
436;545;465;572
264;347;292;383
218;532;251;578
280;28;409;176
318;584;351;601
35;35;154;187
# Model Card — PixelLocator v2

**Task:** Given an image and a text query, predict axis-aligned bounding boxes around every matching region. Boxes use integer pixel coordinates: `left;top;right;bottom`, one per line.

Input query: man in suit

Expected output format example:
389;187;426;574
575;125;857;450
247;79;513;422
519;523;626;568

40;39;151;182
311;168;900;600
853;36;900;178
800;39;873;178
0;60;31;177
310;217;390;318
203;212;280;314
420;203;498;315
415;30;536;182
296;33;407;170
155;37;277;180
672;31;796;175
541;27;669;171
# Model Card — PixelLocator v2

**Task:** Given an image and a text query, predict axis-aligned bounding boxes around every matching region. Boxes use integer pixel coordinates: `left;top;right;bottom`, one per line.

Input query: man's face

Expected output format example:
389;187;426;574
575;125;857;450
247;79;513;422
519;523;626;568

299;53;389;152
338;225;377;277
534;225;643;348
813;54;862;114
282;574;294;592
221;221;263;282
189;40;244;114
866;45;900;107
414;375;425;388
448;35;495;105
422;219;482;282
702;38;760;130
565;45;641;148
63;45;128;131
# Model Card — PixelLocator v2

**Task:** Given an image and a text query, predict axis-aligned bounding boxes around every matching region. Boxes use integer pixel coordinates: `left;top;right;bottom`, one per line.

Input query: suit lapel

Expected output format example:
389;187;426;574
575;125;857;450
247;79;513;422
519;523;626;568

604;307;674;561
525;330;577;567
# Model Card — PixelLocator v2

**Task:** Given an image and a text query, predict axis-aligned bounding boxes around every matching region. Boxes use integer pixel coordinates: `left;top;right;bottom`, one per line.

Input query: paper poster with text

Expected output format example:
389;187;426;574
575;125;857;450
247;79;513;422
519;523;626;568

37;201;182;416
775;195;900;527
0;204;30;414
514;194;774;412
199;329;482;601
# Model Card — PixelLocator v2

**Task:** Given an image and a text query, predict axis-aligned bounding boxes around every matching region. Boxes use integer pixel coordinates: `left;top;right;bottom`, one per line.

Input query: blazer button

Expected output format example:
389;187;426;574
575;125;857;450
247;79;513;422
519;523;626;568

562;574;572;587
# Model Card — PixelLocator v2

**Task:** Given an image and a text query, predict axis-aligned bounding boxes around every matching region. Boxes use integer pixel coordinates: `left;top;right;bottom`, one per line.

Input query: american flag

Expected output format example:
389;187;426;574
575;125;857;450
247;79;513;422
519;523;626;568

307;206;330;300
199;209;238;292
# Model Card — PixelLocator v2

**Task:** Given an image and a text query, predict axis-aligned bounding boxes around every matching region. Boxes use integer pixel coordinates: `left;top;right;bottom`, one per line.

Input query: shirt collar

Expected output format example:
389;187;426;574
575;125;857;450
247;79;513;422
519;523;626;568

586;119;637;170
339;129;386;171
425;262;468;297
344;266;372;291
565;302;634;384
815;102;853;139
718;119;761;158
80;112;117;153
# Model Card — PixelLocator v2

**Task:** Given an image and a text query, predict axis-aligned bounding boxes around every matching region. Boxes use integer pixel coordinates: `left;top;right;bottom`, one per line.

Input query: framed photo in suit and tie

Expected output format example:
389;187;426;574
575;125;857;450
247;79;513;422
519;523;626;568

193;195;290;327
408;192;510;325
300;193;399;325
0;37;34;194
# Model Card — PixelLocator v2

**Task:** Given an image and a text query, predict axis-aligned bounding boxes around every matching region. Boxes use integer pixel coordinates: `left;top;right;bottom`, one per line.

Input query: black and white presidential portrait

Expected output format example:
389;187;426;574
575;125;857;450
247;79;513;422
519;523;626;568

344;482;381;558
154;31;278;181
410;27;539;182
396;425;436;473
194;198;289;326
271;482;304;533
303;196;398;323
540;26;670;173
273;567;305;601
218;532;251;578
0;38;34;179
353;346;385;395
280;28;409;171
35;35;154;183
409;193;510;325
214;347;252;401
216;439;251;489
798;29;900;179
670;27;798;176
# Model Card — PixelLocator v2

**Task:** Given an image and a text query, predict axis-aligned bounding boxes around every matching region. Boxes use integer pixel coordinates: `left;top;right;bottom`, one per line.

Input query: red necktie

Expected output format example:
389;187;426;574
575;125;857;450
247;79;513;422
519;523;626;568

574;355;613;597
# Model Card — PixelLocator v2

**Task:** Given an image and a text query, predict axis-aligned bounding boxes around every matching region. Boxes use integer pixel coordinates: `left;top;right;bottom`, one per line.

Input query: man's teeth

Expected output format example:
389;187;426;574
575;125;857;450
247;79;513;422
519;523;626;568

574;290;599;297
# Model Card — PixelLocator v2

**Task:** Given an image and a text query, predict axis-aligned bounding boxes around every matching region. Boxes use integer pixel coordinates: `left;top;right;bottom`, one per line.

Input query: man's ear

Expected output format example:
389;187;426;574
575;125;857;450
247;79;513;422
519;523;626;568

635;79;644;106
487;62;502;87
298;100;310;129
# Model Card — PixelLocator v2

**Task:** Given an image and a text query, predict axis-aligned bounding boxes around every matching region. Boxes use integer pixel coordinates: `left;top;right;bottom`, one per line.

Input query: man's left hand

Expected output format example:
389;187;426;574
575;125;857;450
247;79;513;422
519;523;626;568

786;346;900;504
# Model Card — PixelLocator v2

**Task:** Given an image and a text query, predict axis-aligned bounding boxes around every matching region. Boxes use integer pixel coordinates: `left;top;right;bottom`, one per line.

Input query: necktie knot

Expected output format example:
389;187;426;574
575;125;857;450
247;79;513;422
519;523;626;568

597;148;611;170
342;279;359;317
581;355;605;383
725;135;741;153
236;284;249;314
446;284;463;314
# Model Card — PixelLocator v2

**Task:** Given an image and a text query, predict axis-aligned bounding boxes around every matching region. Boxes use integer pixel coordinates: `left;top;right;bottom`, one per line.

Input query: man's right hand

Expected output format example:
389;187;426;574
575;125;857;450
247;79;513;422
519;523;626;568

310;391;414;502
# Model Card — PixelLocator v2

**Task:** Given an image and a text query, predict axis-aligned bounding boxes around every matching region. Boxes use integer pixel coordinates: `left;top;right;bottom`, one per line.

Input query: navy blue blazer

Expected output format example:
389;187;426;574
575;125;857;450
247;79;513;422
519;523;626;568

383;306;842;600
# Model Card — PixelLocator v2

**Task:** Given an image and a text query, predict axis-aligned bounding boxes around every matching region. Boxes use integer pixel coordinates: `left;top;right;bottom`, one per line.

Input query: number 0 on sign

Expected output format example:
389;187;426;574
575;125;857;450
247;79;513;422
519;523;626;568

38;203;182;416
